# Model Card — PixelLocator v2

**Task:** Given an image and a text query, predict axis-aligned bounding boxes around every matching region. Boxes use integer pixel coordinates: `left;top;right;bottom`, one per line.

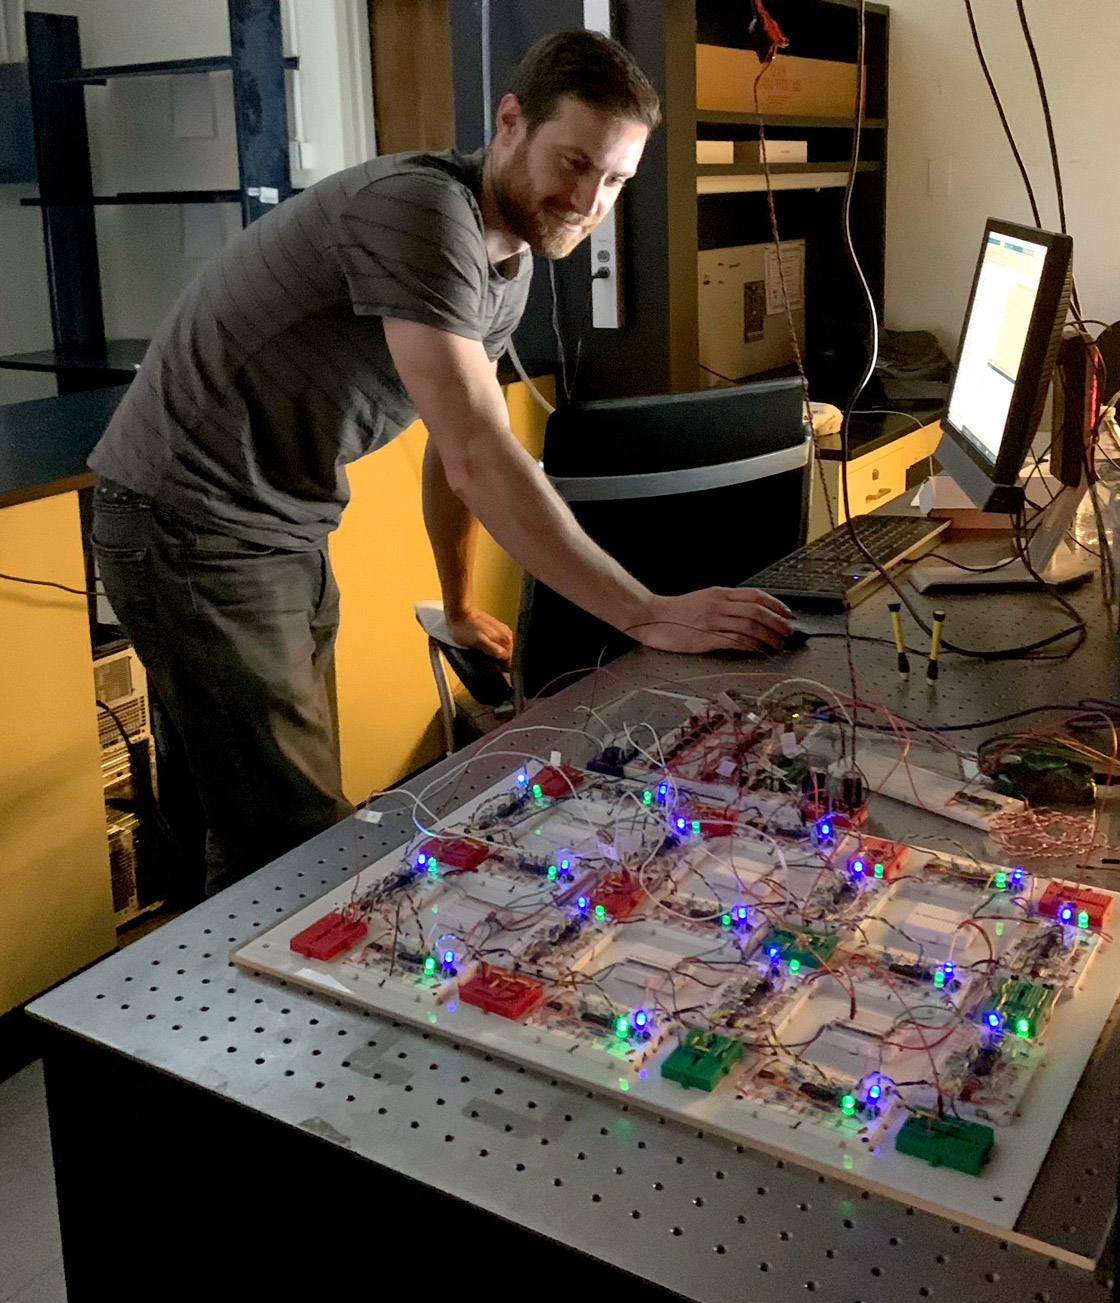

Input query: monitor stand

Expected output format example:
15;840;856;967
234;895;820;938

909;481;1096;592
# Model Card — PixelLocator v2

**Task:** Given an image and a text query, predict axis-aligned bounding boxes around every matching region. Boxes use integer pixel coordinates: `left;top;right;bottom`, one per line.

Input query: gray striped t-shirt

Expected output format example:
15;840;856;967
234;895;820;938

88;149;532;547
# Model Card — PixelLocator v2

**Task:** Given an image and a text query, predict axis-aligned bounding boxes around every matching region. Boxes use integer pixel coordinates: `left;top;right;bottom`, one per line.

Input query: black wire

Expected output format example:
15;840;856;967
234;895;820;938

962;0;1042;226
0;570;104;598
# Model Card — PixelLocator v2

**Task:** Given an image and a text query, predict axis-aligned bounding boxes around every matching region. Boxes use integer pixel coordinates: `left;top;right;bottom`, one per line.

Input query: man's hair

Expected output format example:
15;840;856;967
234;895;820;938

505;30;661;135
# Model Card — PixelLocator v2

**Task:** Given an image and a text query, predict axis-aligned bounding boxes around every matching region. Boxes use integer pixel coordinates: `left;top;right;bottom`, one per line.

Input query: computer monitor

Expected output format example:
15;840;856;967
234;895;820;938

913;218;1093;591
517;378;811;697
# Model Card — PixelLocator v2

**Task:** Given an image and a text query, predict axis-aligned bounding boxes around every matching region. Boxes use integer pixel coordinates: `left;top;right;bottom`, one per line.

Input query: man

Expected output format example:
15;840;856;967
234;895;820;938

89;30;793;896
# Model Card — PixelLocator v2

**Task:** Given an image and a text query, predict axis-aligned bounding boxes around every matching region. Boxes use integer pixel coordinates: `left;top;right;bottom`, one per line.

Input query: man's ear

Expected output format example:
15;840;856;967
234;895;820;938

493;93;526;146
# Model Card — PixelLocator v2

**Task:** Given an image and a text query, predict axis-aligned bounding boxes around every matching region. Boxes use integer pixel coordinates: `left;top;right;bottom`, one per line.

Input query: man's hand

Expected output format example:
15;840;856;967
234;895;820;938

624;587;793;654
445;606;515;667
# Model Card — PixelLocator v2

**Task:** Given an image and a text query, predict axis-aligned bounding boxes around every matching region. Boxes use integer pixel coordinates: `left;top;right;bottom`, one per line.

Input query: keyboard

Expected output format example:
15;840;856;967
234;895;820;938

741;514;951;610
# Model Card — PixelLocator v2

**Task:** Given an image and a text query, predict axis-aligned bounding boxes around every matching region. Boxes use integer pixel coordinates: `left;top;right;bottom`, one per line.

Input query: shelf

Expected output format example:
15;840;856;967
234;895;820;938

697;161;880;195
23;190;242;206
697;110;886;130
0;340;148;376
50;54;299;85
698;160;882;177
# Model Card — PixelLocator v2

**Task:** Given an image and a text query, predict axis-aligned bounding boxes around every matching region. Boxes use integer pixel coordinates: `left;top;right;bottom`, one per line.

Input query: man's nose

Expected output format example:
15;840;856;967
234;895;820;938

569;173;608;219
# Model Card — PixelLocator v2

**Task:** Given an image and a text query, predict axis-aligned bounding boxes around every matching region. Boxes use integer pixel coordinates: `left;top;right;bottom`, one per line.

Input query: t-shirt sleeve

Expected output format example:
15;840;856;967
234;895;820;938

333;170;488;340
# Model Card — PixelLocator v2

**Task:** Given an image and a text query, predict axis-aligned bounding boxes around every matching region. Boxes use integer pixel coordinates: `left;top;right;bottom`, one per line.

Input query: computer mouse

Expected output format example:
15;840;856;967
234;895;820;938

783;621;812;649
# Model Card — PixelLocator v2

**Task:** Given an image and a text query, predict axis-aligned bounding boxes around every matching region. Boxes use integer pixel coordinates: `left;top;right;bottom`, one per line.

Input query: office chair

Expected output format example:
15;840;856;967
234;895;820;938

518;377;812;699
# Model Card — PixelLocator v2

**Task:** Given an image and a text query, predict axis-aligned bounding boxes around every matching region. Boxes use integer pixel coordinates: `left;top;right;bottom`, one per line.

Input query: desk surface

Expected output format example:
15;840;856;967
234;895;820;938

0;384;127;509
29;572;1119;1301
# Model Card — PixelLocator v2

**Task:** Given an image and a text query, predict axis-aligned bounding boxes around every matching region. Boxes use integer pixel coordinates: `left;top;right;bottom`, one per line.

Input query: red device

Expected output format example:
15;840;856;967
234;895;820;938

1038;882;1111;931
459;966;545;1020
416;837;489;871
290;912;368;961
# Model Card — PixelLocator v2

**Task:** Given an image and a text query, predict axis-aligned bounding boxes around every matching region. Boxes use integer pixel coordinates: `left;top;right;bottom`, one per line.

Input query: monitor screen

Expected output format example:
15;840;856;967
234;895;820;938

938;219;1072;513
946;229;1050;467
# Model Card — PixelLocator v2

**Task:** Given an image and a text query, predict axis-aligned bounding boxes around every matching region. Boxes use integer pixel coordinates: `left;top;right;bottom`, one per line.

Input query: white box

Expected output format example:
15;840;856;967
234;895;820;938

755;139;808;165
698;239;806;382
696;139;735;165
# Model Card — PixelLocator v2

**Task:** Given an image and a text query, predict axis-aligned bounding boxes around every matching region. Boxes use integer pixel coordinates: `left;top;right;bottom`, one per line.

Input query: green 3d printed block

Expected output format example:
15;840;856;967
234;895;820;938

895;1113;995;1175
660;1030;744;1091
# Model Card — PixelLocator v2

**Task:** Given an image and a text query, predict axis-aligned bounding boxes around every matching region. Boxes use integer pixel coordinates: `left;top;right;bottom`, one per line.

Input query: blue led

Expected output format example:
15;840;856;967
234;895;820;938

657;783;668;801
851;858;865;877
577;895;589;912
986;1011;1002;1030
443;949;454;965
516;771;528;786
943;961;955;978
675;816;687;831
1059;904;1074;924
1011;868;1024;888
560;857;571;873
416;852;427;867
735;906;749;922
819;821;832;839
867;1083;881;1102
634;1011;648;1029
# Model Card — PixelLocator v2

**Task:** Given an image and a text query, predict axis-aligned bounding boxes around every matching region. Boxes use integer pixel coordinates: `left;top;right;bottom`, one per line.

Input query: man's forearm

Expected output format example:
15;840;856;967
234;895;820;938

422;437;476;620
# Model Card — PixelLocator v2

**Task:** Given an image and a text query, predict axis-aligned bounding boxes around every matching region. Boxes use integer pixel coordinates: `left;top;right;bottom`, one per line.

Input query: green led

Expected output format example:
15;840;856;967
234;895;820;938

427;858;439;875
547;865;558;880
1078;910;1090;929
423;957;436;976
994;871;1007;891
789;958;801;974
1016;1017;1031;1038
933;970;945;988
595;904;606;920
721;913;732;928
642;790;652;805
615;1016;630;1039
532;783;543;799
874;863;884;879
840;1093;856;1116
692;820;701;834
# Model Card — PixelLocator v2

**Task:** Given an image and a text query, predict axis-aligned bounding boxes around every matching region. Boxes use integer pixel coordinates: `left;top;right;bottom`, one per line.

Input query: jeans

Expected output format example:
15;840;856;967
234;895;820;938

91;478;354;896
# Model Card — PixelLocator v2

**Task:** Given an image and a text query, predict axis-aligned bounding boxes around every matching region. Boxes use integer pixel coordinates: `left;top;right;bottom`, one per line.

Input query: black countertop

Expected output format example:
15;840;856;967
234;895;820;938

0;385;127;509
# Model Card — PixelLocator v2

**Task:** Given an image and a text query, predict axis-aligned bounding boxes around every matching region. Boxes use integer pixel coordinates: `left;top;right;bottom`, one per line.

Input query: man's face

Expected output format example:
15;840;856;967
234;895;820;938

492;95;648;260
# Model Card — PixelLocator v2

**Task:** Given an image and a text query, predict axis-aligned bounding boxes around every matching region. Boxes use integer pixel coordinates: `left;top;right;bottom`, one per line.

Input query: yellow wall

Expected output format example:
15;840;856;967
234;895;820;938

331;378;554;801
0;493;116;1015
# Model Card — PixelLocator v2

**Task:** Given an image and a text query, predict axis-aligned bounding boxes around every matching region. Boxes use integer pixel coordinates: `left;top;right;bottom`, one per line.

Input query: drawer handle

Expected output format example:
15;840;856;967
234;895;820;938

865;486;892;502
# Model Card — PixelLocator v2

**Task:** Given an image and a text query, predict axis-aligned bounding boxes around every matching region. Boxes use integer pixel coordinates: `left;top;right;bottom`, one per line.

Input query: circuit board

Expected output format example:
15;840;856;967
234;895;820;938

233;691;1120;1240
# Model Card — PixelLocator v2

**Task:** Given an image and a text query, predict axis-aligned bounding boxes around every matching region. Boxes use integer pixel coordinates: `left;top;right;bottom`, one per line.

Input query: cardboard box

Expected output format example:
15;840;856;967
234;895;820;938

699;240;806;382
697;45;862;118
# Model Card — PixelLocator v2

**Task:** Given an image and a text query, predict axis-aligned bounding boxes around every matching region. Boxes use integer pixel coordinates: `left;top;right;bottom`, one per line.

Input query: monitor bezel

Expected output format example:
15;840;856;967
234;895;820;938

939;218;1073;501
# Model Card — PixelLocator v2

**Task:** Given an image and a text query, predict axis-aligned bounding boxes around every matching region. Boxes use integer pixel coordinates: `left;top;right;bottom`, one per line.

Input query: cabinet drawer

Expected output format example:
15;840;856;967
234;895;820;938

844;446;907;514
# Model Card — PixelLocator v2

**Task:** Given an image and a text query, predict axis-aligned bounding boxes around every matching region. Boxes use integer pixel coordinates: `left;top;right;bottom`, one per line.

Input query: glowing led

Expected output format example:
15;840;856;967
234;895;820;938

943;961;955;978
416;852;427;867
634;1011;649;1029
1017;1018;1031;1037
560;858;571;873
427;859;439;876
840;1094;856;1116
642;790;652;805
1078;910;1090;929
442;949;455;967
933;969;945;988
692;820;701;834
867;1083;882;1102
547;865;558;880
423;957;436;976
516;771;528;786
873;862;885;879
576;895;589;912
675;816;687;831
851;858;865;877
1011;868;1024;888
768;946;780;961
986;1011;1002;1030
721;914;732;928
657;783;669;801
735;906;749;922
532;783;543;799
789;958;801;974
615;1016;630;1039
994;871;1007;891
1059;904;1074;924
819;821;832;839
594;904;606;920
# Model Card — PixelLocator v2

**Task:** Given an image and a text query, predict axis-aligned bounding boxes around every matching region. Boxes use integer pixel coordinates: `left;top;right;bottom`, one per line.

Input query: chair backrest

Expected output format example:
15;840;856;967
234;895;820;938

518;377;811;698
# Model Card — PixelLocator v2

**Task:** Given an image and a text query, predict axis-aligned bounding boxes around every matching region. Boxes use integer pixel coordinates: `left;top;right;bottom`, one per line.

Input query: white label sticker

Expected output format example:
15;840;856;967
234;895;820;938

259;186;280;205
354;807;382;824
716;758;737;777
550;750;562;767
765;240;805;314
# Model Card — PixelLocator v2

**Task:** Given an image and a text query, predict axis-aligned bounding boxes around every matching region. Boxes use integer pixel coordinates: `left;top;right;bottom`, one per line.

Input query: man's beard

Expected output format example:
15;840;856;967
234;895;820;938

493;141;593;260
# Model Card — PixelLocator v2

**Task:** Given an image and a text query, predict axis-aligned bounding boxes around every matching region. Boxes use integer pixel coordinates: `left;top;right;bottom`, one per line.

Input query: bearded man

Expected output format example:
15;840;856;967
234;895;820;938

87;30;792;894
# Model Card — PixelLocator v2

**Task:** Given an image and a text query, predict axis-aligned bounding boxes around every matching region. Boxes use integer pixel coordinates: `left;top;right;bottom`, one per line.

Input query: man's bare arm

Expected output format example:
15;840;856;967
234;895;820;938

385;318;792;653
